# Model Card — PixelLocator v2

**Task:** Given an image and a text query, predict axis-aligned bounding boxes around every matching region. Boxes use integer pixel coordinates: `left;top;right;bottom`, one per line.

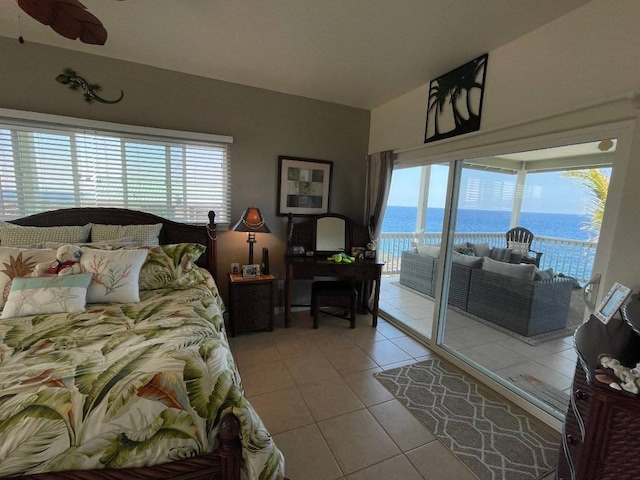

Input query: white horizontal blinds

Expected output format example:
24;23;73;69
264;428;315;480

0;120;231;224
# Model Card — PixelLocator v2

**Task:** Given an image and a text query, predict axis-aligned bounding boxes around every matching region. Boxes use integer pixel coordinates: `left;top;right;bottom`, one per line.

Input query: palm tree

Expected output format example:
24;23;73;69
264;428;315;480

562;168;610;240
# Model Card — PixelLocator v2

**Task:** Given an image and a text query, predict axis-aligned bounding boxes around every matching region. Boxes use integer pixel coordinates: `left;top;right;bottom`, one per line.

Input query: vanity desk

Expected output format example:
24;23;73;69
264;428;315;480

284;214;384;327
556;295;640;480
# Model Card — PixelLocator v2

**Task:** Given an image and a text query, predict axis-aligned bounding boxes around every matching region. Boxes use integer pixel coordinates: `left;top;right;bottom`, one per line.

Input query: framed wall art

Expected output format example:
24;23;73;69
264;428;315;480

278;156;333;216
424;53;488;143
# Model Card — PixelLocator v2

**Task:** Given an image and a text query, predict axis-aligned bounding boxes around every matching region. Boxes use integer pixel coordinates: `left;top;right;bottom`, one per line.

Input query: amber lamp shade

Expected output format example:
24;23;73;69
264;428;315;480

232;207;271;265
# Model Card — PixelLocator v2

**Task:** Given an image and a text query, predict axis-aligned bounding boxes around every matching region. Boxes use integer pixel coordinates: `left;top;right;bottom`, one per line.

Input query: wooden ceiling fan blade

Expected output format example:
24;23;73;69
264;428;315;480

17;0;108;45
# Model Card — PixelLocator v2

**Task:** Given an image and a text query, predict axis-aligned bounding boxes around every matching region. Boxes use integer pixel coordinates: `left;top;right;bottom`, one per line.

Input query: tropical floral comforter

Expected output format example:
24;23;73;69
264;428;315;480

0;271;285;479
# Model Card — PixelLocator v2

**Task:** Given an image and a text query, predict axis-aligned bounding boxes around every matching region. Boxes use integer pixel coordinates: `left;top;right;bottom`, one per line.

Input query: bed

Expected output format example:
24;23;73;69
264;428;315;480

0;208;286;480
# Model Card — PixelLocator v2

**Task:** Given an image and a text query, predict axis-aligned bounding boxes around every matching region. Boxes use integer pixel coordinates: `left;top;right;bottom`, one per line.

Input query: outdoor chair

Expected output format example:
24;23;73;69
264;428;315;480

506;227;543;267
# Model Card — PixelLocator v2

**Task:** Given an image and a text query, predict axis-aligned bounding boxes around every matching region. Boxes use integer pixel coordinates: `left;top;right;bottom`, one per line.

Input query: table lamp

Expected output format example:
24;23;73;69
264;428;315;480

232;207;271;265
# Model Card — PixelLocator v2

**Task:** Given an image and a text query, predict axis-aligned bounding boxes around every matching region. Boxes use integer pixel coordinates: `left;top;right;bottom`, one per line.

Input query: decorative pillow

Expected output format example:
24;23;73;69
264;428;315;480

80;248;148;303
508;241;530;256
90;223;162;246
0;247;57;310
1;273;93;319
452;251;483;268
482;256;536;281
139;243;207;290
535;267;555;281
0;224;91;247
470;242;491;258
458;246;476;256
416;244;440;258
489;247;513;263
19;237;139;250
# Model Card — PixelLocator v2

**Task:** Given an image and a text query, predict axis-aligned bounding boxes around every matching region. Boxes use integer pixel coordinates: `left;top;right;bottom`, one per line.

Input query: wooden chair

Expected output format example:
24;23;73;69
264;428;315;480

505;226;543;267
311;281;358;329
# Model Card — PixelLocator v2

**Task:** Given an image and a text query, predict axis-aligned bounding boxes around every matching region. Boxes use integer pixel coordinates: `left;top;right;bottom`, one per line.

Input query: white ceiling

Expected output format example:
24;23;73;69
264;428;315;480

0;0;592;109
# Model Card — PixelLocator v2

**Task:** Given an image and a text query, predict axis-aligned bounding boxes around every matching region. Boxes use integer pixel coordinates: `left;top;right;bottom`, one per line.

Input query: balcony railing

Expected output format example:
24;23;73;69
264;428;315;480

378;231;596;285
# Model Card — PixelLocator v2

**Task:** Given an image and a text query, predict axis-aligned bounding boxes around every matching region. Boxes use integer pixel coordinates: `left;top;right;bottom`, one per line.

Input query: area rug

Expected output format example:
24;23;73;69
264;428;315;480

375;358;560;480
391;281;584;345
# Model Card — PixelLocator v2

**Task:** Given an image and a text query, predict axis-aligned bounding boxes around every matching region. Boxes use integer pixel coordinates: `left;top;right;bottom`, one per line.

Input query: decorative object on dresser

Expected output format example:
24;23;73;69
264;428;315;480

556;294;640;480
277;155;333;215
227;273;275;336
232;206;271;264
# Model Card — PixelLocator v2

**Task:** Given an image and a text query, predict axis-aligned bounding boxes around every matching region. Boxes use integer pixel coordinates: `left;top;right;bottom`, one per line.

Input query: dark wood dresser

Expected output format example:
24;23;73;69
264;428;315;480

557;296;640;480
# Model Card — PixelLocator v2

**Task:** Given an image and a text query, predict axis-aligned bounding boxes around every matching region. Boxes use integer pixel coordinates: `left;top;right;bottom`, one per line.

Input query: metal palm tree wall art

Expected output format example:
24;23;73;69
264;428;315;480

424;53;488;143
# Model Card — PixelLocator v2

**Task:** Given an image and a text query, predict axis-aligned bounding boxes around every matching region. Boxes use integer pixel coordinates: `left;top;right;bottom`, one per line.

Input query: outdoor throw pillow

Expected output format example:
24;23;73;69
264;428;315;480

452;251;483;268
489;247;513;263
81;248;148;303
470;242;491;258
508;240;530;256
483;256;536;281
535;267;555;281
1;273;93;318
416;244;441;258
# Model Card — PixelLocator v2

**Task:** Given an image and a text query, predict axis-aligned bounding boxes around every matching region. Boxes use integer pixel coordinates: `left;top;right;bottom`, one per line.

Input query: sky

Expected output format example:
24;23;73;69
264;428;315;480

387;165;607;215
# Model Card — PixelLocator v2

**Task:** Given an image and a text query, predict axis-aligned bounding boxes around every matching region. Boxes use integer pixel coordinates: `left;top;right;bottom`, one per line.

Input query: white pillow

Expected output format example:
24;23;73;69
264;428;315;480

0;247;57;310
452;251;483;268
90;224;162;246
507;241;530;256
81;248;148;303
482;256;536;281
1;273;93;319
0;223;91;247
416;244;441;258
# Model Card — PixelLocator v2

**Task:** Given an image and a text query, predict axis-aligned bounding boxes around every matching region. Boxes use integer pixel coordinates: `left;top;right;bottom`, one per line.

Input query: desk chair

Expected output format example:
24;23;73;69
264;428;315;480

311;281;358;329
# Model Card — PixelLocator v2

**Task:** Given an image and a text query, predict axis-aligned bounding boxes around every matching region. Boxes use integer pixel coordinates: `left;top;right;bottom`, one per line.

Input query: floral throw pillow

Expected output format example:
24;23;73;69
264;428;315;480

1;273;93;319
0;247;57;310
81;248;148;303
139;243;207;290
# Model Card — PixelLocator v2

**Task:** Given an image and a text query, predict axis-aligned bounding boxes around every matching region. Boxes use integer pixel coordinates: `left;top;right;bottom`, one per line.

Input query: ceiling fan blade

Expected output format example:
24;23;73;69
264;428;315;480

17;0;108;45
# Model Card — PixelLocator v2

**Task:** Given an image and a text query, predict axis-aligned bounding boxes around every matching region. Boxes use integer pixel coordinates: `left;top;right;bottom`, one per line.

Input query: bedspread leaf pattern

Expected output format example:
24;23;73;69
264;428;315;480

0;274;284;479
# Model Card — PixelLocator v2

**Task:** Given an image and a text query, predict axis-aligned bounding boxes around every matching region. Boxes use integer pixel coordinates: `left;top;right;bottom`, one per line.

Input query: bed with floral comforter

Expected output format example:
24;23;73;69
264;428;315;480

0;266;284;479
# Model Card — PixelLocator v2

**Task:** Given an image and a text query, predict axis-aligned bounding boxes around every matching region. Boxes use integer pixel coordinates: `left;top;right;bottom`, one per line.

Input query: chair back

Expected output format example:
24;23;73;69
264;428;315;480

506;227;534;246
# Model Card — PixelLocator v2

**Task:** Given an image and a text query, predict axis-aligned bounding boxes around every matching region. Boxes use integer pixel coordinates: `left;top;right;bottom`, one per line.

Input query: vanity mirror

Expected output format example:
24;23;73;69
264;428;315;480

315;216;346;254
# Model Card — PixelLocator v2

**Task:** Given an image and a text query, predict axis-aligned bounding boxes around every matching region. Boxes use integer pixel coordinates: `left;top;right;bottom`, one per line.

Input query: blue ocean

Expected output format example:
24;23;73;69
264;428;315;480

382;206;591;241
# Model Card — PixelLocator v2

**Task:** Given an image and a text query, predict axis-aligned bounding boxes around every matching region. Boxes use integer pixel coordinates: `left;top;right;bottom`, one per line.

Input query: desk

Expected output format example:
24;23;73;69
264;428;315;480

285;256;384;327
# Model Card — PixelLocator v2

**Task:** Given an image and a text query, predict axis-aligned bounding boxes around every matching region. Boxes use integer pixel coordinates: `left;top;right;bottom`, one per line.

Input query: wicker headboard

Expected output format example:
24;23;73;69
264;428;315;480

8;208;218;282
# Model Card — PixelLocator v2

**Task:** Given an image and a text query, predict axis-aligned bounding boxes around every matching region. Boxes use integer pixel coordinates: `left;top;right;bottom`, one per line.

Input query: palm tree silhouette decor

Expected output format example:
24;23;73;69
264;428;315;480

425;54;488;143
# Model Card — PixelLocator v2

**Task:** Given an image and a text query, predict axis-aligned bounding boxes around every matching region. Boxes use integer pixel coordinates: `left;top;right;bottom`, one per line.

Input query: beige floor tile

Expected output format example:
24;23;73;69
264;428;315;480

326;346;377;375
233;343;282;368
406;441;478;480
273;424;342;480
535;352;578;378
360;339;413;366
342;368;394;407
240;359;295;397
368;399;435;451
314;332;359;355
352;327;387;347
285;353;341;385
375;322;408;339
299;377;365;421
275;337;323;359
391;335;433;358
318;409;401;475
248;387;314;435
345;454;424;480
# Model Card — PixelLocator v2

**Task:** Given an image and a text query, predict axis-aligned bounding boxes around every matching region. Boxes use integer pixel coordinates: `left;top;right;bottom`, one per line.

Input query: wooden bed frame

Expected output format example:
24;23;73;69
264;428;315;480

5;207;244;480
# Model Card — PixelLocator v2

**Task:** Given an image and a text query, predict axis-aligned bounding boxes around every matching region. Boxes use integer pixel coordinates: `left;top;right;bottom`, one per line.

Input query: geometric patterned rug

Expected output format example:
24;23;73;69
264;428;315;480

375;358;560;480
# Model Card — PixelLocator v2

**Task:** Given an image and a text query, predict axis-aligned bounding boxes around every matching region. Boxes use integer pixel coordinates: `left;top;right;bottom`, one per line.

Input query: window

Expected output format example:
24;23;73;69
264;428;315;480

0;110;233;225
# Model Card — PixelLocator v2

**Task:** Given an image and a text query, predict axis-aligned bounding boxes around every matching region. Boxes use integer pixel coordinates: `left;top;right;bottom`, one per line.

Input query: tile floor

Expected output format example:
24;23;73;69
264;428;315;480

379;276;579;412
230;310;558;480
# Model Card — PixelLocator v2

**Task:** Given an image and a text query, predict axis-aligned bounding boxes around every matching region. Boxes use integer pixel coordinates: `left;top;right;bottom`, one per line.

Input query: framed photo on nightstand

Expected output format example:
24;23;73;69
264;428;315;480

242;264;261;278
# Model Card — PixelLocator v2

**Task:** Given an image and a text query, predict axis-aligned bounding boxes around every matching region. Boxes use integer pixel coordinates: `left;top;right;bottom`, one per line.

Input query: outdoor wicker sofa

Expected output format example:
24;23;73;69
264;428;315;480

398;249;575;336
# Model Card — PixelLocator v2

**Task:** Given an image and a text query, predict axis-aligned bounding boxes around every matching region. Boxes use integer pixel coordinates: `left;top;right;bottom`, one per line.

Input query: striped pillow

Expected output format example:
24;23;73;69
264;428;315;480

90;223;162;246
0;223;91;247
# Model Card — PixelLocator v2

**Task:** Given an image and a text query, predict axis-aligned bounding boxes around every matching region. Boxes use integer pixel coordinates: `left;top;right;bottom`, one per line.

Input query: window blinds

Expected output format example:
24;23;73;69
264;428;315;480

0;114;232;225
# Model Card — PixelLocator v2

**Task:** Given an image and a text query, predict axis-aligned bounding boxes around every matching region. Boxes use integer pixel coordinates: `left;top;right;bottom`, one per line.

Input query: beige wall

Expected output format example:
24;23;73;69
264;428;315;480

0;36;371;302
369;0;640;298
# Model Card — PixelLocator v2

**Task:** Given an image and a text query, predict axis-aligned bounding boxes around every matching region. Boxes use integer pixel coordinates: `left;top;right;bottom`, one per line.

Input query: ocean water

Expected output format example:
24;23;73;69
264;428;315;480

382;206;591;241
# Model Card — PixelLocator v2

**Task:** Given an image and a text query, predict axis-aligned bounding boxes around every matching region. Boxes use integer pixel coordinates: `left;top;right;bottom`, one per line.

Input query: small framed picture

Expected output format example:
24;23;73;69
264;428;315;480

287;245;306;256
364;250;376;259
595;282;632;324
230;262;240;275
242;264;261;278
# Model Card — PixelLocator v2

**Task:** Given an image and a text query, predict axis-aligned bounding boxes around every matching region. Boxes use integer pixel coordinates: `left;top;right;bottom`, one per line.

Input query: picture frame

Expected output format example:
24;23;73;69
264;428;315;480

595;282;632;324
351;246;365;259
364;250;376;259
230;262;240;275
277;155;333;216
242;264;261;278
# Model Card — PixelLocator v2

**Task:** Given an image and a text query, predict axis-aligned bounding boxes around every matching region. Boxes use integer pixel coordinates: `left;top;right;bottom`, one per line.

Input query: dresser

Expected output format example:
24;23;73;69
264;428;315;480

557;296;640;480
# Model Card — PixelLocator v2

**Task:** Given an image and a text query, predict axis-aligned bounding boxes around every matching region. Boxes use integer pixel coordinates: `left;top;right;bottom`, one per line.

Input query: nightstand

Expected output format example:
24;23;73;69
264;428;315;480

227;273;275;336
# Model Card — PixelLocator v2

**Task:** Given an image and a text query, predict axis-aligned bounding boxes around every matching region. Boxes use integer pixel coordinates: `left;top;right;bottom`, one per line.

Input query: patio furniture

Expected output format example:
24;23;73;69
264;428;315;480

506;227;543;267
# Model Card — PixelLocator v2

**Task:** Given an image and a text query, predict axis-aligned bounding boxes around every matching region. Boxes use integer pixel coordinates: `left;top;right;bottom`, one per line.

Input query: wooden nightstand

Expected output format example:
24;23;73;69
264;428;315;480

227;273;275;336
